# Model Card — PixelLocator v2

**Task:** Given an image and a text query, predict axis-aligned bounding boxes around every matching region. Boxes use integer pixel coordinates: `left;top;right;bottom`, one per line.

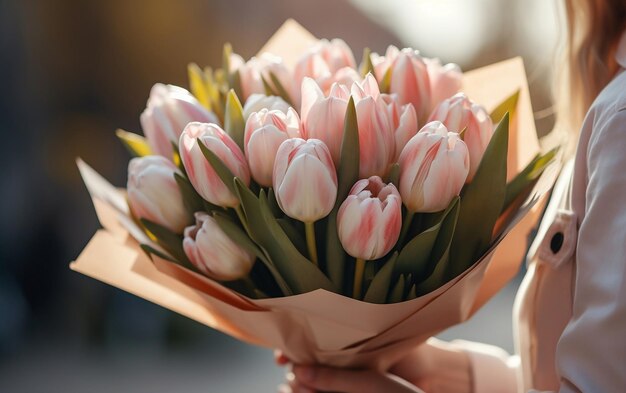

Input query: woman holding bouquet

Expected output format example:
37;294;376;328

279;0;626;391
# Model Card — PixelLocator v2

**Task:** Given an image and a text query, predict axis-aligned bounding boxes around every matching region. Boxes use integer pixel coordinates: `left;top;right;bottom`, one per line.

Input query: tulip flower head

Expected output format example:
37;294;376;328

350;74;397;178
398;121;469;213
235;52;294;102
183;212;255;281
179;122;250;208
294;38;358;99
337;176;402;261
273;138;338;223
300;78;350;165
244;108;302;187
428;93;493;181
127;156;191;234
242;94;290;120
424;57;463;112
140;83;219;159
380;94;419;163
371;46;432;123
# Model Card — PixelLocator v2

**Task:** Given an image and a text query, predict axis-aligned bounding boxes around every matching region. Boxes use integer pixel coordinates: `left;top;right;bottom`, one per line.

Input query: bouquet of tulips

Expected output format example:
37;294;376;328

73;21;559;369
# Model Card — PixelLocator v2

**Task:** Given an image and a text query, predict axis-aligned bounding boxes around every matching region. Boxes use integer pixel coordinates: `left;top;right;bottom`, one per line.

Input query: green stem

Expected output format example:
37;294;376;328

305;221;319;267
353;258;366;299
398;211;415;247
234;204;250;235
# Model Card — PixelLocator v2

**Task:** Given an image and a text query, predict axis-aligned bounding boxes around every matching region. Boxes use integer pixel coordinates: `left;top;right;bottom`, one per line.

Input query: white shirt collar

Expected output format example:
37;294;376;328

616;30;626;69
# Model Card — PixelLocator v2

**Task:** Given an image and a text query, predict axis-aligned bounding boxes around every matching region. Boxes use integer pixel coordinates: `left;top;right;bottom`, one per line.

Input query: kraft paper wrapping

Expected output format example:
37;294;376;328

71;20;557;370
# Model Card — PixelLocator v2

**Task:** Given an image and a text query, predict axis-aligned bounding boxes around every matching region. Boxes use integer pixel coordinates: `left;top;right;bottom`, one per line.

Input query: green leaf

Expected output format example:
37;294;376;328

325;96;359;292
449;113;509;278
406;284;417;301
140;219;193;270
267;188;283;218
504;148;558;210
363;252;398;304
490;90;520;125
197;140;237;197
388;274;405;303
379;66;393;94
235;179;335;294
395;197;458;281
416;196;461;295
212;211;291;296
116;129;152;157
277;218;307;257
260;75;276;96
269;71;295;107
359;47;375;78
174;173;206;215
325;209;346;292
140;244;177;263
387;163;400;187
337;97;360;202
224;89;245;151
258;190;337;293
188;63;211;111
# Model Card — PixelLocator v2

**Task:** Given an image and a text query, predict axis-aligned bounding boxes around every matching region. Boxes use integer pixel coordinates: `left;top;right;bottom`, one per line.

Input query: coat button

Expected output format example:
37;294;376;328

550;232;564;254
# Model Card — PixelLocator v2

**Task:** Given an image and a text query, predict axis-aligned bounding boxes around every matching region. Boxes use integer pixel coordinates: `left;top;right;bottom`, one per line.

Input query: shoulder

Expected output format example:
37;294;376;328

587;71;626;157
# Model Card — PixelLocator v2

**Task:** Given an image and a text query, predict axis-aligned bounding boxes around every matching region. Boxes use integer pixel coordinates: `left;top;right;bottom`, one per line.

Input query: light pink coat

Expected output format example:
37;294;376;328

460;31;626;392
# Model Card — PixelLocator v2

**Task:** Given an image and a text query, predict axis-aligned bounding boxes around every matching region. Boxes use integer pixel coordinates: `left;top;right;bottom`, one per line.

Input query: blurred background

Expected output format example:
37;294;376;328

0;0;561;391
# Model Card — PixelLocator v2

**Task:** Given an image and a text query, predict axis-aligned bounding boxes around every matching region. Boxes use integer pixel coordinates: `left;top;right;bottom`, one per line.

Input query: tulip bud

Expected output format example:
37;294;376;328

273;138;338;222
428;93;493;181
380;94;418;162
236;52;294;102
127;156;191;233
294;39;358;100
337;176;402;260
372;46;431;122
350;75;396;178
398;121;469;212
300;78;350;165
242;94;290;120
244;108;302;186
424;57;462;112
179;122;250;208
140;84;219;159
183;212;255;281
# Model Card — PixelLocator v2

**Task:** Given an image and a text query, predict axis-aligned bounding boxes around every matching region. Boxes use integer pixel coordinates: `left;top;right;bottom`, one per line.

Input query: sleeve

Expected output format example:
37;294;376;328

451;340;520;393
554;108;626;392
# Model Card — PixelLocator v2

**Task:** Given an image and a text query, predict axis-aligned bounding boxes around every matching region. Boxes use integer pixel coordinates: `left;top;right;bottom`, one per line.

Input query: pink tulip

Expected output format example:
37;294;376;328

140;84;219;159
371;46;431;122
424;57;463;112
273;138;337;222
398;121;469;213
244;108;301;187
300;78;350;165
179;122;250;208
350;75;397;178
294;39;358;100
337;176;402;260
242;94;290;120
183;212;255;281
127;156;191;234
428;93;493;181
235;52;294;102
380;94;418;162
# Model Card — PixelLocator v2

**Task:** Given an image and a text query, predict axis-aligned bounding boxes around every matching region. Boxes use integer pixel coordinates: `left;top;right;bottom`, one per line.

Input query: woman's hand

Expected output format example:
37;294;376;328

278;363;425;393
275;338;472;393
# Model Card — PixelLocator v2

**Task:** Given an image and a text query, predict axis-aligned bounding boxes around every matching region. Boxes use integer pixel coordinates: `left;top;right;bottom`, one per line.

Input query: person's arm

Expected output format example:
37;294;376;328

552;108;626;392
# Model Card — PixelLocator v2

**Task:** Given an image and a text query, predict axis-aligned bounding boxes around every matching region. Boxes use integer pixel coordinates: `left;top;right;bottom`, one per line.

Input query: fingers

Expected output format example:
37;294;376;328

291;365;422;393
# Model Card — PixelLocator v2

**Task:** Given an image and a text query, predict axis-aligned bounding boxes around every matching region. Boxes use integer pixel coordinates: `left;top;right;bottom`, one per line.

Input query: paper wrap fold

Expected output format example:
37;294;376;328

71;20;558;371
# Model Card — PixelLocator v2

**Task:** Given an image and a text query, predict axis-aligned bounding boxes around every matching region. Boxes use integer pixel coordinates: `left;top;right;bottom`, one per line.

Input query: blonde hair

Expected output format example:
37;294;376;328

554;0;626;154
